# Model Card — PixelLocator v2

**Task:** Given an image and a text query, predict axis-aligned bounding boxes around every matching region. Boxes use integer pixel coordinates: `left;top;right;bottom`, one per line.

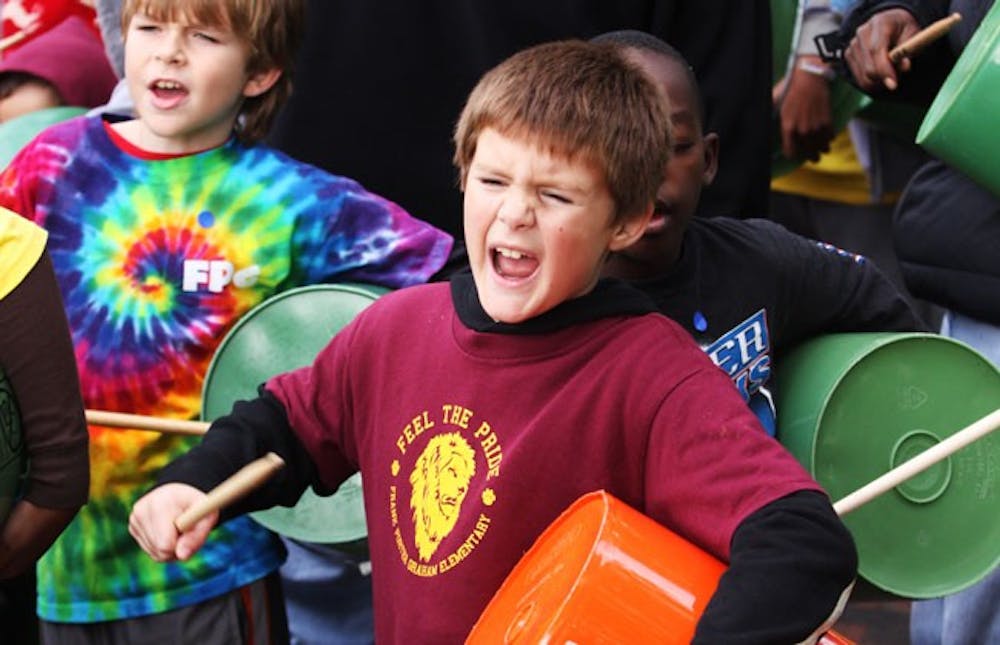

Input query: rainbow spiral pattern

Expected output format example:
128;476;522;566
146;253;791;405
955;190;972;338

0;116;451;621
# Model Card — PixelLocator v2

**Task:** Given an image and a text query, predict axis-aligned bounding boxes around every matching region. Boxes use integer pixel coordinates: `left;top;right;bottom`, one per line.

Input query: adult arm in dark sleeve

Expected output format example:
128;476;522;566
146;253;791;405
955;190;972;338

155;388;335;523
694;490;858;644
893;159;1000;324
0;253;89;578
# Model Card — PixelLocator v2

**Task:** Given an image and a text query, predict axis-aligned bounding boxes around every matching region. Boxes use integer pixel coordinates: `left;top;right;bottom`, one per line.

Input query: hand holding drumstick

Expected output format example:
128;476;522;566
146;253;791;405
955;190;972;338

845;10;960;92
128;453;284;562
93;410;287;562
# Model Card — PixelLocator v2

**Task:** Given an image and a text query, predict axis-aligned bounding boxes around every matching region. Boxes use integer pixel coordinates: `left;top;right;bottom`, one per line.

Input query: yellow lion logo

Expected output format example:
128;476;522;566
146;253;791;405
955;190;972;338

410;432;476;562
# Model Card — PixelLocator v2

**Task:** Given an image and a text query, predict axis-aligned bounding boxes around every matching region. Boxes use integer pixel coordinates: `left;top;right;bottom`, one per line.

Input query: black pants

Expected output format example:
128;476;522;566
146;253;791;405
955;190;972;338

0;568;39;645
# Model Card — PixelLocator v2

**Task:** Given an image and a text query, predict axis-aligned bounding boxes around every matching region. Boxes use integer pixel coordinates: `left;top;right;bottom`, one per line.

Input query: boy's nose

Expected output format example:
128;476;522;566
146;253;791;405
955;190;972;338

497;194;535;229
154;34;185;64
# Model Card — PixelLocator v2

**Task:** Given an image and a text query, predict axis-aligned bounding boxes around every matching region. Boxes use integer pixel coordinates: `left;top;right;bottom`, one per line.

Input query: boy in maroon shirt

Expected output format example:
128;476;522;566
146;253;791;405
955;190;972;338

129;40;857;643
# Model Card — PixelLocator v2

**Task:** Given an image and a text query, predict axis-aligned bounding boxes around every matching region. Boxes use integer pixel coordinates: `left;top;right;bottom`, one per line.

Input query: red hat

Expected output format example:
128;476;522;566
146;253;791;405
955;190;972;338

0;16;117;109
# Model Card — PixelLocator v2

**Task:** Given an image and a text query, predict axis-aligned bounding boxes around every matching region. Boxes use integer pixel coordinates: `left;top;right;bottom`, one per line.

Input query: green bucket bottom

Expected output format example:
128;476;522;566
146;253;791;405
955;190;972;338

202;283;387;544
776;333;1000;598
916;0;1000;197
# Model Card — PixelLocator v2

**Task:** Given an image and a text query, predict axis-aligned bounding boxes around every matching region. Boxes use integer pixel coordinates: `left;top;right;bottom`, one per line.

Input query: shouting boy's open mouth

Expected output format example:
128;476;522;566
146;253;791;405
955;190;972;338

492;246;538;280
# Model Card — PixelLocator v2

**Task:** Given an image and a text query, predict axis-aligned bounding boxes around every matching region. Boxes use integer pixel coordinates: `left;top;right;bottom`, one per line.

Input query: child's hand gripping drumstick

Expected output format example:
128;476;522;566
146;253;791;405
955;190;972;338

174;452;286;532
129;453;285;561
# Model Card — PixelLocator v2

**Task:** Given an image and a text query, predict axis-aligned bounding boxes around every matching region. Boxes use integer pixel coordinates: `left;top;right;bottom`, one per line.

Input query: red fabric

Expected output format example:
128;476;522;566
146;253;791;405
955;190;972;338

1;0;100;55
267;283;822;642
101;120;198;160
0;15;116;108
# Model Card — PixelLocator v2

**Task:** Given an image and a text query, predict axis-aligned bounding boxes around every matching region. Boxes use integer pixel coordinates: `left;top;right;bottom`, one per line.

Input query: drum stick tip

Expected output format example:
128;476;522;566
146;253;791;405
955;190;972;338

888;12;962;63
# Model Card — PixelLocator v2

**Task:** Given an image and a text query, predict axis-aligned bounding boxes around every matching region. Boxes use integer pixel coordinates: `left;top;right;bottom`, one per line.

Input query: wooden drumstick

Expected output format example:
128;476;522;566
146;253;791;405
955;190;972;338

834;406;1000;516
86;410;285;531
86;409;209;436
174;452;286;532
0;28;30;53
889;12;962;63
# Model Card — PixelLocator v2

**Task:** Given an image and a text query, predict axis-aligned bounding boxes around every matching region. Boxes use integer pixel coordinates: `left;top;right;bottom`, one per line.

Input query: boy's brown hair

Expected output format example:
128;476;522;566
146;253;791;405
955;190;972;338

453;39;672;222
120;0;305;143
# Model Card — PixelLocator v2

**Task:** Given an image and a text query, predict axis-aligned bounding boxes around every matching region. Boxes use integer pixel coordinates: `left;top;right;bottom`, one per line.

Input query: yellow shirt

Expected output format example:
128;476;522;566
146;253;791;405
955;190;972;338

0;206;46;299
771;129;896;206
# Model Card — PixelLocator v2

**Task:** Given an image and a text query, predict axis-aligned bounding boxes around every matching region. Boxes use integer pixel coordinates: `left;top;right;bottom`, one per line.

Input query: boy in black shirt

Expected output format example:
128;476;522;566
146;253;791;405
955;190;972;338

596;30;927;435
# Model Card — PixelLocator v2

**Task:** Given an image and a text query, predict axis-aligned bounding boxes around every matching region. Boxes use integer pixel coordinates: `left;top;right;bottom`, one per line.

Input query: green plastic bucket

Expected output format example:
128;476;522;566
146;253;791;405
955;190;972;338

0;367;26;526
770;0;871;177
916;0;1000;197
202;283;387;544
776;332;1000;598
0;106;87;169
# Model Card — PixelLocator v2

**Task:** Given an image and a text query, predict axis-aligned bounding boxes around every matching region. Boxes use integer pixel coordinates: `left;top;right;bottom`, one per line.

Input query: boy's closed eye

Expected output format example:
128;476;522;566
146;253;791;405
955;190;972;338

131;16;225;44
541;191;573;205
133;21;161;33
475;175;507;189
192;30;222;44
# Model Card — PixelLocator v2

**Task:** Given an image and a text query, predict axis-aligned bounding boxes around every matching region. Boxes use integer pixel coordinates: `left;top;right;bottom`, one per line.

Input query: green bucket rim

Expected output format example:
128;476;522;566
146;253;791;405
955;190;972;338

916;1;1000;195
917;1;1000;145
777;332;1000;598
201;282;388;389
202;282;387;544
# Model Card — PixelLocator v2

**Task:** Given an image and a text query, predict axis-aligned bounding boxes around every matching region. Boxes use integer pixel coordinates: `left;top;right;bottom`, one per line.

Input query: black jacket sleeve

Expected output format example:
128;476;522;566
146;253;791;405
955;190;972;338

694;490;858;644
156;388;335;523
760;220;929;347
893;159;1000;323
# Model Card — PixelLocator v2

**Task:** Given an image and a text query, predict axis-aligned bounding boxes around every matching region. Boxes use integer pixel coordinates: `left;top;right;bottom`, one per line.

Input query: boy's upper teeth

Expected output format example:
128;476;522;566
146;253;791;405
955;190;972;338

154;80;181;89
497;248;524;260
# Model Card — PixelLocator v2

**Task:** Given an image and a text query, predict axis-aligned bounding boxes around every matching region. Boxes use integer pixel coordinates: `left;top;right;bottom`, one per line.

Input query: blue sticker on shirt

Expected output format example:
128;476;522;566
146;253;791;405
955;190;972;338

702;309;776;435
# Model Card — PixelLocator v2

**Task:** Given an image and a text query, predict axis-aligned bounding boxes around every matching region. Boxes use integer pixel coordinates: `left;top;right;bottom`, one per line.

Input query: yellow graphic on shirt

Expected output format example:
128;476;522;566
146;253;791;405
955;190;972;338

388;403;504;577
410;432;475;561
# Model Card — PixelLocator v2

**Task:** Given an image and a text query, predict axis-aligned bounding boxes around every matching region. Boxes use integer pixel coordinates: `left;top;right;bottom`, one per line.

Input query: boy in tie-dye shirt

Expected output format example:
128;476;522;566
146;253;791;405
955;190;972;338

0;0;452;642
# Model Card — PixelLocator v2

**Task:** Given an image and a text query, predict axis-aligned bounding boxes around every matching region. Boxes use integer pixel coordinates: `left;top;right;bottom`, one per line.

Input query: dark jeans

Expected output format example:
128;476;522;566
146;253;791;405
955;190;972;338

0;568;39;645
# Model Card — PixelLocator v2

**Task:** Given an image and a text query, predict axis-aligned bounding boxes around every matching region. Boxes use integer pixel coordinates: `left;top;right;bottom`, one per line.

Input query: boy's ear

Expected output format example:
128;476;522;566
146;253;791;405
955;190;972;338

608;206;654;252
243;68;283;98
702;132;720;186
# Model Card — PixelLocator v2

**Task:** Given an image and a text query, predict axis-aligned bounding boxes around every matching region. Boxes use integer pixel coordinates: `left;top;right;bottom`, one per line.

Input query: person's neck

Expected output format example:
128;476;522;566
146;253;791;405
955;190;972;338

603;254;659;281
603;237;684;282
110;119;230;156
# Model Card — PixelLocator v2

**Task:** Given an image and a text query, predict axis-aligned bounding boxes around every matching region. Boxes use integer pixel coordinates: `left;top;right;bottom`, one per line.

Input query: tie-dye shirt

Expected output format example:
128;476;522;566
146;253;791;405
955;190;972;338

0;115;453;622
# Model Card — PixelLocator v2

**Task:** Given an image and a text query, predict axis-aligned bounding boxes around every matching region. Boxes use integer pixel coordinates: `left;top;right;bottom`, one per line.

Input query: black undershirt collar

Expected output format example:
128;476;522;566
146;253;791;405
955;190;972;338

449;268;659;335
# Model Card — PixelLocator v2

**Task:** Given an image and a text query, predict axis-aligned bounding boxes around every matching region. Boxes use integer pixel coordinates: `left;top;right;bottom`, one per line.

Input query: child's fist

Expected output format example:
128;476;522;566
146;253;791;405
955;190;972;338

128;483;218;562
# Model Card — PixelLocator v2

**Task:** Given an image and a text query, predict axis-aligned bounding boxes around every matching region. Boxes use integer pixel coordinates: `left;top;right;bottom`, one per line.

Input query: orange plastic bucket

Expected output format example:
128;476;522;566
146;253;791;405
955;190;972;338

467;490;853;644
